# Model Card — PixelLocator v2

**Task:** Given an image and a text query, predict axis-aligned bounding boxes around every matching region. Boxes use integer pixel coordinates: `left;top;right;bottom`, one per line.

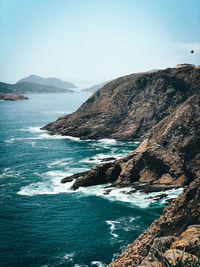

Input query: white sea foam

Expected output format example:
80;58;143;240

17;168;89;196
4;138;15;144
80;152;128;165
5;133;81;144
91;261;106;267
64;135;81;141
97;139;117;145
74;265;88;267
63;252;75;262
47;158;73;168
77;185;183;208
106;216;140;242
106;220;119;238
0;168;21;179
17;170;75;196
20;126;42;133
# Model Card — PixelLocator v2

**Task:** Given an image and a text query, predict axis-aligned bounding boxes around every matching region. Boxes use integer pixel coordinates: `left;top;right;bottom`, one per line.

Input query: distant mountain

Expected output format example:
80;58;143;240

82;81;111;93
0;82;13;94
17;75;77;89
0;81;74;94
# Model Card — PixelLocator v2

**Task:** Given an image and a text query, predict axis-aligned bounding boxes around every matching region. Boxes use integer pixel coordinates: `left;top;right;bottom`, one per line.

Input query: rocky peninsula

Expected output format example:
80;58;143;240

43;64;200;266
43;64;200;141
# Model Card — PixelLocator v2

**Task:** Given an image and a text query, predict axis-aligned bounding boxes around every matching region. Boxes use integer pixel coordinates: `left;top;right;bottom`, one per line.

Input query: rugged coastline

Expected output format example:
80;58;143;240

43;64;200;266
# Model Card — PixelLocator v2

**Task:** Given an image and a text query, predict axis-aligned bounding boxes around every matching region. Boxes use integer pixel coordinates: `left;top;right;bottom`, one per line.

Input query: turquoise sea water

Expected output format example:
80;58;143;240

0;93;183;267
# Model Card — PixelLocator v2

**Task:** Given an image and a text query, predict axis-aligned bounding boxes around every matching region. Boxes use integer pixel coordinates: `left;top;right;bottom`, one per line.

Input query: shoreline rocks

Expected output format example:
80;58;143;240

109;177;200;266
0;93;29;101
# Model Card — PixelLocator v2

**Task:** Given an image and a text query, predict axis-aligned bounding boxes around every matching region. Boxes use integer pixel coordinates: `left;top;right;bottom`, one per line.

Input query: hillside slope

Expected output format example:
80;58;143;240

43;64;200;141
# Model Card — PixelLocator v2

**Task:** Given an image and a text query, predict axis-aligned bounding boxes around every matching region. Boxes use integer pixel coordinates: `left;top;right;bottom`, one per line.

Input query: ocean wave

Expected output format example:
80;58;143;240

106;216;139;240
97;139;117;145
0;168;21;179
63;252;75;263
79;153;122;165
5;133;82;144
77;185;183;208
17;169;88;196
20;126;42;133
17;170;74;196
47;158;73;168
91;261;106;267
106;220;119;238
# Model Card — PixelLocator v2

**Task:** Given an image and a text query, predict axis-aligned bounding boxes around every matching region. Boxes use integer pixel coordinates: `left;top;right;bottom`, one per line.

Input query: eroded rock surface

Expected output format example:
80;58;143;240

109;178;200;266
62;93;200;191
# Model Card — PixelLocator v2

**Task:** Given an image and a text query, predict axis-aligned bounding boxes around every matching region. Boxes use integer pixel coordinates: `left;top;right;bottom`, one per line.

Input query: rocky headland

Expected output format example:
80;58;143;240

43;64;200;141
43;64;200;266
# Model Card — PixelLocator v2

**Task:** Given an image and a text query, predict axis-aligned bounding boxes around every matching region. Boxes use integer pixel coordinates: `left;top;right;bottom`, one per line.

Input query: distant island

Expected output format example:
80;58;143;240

17;74;77;89
0;74;77;97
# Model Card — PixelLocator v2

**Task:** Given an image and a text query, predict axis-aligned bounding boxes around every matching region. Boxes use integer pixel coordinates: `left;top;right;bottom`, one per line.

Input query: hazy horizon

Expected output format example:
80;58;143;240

1;0;200;86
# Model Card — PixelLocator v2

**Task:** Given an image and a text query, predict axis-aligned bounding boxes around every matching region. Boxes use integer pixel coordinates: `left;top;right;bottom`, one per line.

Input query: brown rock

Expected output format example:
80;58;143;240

42;64;200;141
61;93;200;192
164;249;198;265
109;178;200;266
171;225;200;254
0;93;29;101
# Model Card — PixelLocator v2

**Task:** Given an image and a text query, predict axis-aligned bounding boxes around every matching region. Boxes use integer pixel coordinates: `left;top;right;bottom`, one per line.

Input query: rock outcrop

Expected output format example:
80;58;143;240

44;64;200;266
61;93;200;191
0;93;29;101
43;64;200;141
109;177;200;266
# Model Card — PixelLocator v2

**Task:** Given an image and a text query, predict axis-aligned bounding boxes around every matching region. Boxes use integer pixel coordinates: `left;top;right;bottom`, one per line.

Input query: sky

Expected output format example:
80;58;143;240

0;0;200;86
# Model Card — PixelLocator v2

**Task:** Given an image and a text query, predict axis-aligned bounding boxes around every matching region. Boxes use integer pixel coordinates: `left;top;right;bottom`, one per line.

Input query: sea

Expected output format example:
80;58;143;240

0;93;183;267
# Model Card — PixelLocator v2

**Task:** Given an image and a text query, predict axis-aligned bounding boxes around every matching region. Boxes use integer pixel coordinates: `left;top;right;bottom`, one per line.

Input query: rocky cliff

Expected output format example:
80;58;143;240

109;177;200;266
43;64;200;141
45;64;200;266
61;93;200;192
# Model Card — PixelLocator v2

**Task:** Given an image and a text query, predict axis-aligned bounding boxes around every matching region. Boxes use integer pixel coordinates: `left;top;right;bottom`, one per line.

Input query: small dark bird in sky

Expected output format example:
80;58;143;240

191;50;194;53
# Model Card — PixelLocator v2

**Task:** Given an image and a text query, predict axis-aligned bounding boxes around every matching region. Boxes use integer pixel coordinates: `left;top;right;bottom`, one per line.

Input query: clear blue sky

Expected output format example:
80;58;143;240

0;0;200;86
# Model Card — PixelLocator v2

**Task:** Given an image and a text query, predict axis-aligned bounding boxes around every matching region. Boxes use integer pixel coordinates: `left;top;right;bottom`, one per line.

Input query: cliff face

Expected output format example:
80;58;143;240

109;177;200;266
43;64;200;141
61;93;200;191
